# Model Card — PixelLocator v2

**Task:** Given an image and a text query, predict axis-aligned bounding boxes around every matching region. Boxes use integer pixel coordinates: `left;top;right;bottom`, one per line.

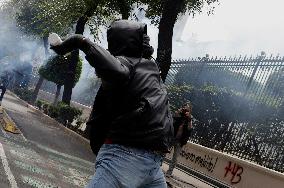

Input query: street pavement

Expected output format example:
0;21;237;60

0;91;213;188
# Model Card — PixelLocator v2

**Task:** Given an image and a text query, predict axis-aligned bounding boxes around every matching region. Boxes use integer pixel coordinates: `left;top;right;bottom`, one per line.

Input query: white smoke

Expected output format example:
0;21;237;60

172;0;284;58
0;8;44;76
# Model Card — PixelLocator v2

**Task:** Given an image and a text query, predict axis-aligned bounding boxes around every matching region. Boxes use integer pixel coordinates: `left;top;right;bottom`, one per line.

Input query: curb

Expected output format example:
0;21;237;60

2;109;20;134
163;158;230;188
6;91;90;145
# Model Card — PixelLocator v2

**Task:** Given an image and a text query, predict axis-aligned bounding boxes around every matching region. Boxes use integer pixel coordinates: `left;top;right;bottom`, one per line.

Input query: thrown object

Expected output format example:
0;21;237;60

48;33;62;46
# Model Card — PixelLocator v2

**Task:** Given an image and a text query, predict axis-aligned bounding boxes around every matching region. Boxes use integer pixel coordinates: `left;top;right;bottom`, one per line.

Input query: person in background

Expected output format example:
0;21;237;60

0;71;10;106
166;102;193;176
50;20;174;188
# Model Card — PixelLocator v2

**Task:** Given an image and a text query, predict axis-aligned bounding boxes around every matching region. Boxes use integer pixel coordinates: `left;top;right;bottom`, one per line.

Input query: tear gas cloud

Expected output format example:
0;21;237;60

1;0;283;106
0;10;44;76
139;0;284;59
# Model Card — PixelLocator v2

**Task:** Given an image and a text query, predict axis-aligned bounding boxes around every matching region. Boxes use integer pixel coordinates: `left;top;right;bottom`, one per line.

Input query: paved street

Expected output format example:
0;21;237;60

0;135;94;188
0;92;212;188
0;92;96;188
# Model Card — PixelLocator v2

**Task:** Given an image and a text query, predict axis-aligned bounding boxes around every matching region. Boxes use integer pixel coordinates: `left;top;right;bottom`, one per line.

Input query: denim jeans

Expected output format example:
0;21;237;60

86;144;167;188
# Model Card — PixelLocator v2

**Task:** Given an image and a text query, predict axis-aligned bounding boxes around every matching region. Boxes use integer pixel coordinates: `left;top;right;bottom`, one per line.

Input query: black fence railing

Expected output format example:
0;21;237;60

165;54;284;173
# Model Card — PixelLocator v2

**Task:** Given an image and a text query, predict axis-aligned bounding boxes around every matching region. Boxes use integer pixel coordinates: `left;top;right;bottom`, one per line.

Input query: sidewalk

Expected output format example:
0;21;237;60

162;163;213;188
2;91;95;162
1;91;213;188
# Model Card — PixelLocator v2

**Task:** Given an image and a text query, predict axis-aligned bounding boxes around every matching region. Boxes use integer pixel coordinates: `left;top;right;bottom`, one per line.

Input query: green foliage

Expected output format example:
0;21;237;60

7;0;86;38
55;102;83;125
167;83;283;160
5;0;135;39
35;99;49;110
266;67;284;97
141;0;219;25
166;84;193;111
38;55;83;87
36;100;82;125
167;84;280;124
13;87;34;102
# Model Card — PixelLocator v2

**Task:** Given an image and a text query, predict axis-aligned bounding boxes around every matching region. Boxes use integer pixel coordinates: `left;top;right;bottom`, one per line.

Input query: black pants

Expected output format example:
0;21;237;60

0;86;6;101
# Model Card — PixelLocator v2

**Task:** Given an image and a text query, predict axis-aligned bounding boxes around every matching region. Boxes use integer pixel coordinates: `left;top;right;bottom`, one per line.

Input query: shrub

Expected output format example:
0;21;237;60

35;100;43;110
35;100;49;110
47;105;59;119
42;103;49;114
34;100;83;129
13;87;33;102
56;102;82;125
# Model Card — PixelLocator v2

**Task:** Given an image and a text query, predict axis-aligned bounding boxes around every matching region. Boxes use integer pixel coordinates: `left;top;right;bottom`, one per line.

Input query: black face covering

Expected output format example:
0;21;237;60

142;34;154;59
107;20;154;59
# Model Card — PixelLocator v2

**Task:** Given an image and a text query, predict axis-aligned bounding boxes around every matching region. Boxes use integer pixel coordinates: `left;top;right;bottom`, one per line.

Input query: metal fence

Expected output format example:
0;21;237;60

165;54;284;172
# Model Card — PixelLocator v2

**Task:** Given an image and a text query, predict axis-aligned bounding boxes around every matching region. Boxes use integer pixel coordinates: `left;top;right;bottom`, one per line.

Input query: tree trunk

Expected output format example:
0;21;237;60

62;5;98;105
43;36;49;56
117;0;130;19
31;37;49;104
53;85;61;105
157;0;184;82
30;77;44;104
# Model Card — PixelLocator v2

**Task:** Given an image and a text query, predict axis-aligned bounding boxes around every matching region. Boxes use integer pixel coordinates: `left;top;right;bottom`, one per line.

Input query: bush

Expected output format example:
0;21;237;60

13;87;33;102
42;103;49;114
47;105;59;119
55;102;82;125
35;100;49;110
34;100;83;129
35;100;43;110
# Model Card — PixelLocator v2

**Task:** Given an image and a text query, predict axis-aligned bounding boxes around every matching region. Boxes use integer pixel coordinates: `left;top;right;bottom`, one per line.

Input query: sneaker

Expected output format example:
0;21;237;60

165;171;173;177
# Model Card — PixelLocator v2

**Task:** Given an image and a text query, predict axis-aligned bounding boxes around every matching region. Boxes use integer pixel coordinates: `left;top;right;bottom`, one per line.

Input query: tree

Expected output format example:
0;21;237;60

4;0;86;104
61;0;100;105
38;54;82;104
62;0;136;105
141;0;219;82
6;0;141;105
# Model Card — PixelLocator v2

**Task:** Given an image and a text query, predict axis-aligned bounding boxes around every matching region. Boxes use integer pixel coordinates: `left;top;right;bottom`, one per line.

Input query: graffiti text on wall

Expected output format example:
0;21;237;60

180;150;218;173
224;161;243;184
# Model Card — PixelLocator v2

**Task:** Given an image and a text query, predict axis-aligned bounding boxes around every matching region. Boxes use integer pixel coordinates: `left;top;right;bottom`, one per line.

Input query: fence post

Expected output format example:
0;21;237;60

244;53;265;96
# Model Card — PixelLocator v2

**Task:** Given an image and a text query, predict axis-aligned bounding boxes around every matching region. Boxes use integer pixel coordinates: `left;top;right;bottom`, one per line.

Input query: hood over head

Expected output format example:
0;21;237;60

107;20;154;58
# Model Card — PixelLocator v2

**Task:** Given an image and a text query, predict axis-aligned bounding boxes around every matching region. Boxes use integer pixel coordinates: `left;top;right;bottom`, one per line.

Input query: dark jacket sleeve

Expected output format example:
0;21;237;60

83;38;131;84
50;35;131;85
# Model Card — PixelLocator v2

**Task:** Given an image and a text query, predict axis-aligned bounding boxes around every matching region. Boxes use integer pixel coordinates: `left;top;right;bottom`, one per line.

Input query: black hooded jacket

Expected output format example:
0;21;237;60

51;20;174;155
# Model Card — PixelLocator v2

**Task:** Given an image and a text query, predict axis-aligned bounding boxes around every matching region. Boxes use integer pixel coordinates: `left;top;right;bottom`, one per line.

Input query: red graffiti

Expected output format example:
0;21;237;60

224;161;243;184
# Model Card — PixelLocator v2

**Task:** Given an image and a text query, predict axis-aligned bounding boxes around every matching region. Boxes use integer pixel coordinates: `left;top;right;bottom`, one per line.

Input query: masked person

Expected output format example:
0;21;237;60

50;20;174;188
0;71;10;105
166;103;193;176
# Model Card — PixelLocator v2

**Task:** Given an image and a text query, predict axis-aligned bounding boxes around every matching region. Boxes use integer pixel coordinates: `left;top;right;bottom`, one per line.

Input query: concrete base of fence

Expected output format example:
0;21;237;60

166;142;284;188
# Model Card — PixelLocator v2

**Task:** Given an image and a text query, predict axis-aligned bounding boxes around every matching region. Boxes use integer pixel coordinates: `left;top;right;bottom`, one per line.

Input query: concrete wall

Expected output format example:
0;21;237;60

167;142;284;188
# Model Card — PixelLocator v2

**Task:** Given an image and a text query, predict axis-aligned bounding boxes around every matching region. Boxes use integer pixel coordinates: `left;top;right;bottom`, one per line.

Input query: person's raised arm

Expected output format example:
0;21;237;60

50;34;130;84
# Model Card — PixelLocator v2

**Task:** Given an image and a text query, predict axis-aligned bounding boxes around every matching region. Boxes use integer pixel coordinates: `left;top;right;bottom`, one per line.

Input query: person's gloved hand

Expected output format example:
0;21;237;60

50;45;68;55
50;34;86;55
142;34;154;59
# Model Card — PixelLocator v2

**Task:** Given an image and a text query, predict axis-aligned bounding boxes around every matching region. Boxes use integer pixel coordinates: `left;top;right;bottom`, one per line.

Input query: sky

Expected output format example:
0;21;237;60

144;0;284;59
1;0;284;61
